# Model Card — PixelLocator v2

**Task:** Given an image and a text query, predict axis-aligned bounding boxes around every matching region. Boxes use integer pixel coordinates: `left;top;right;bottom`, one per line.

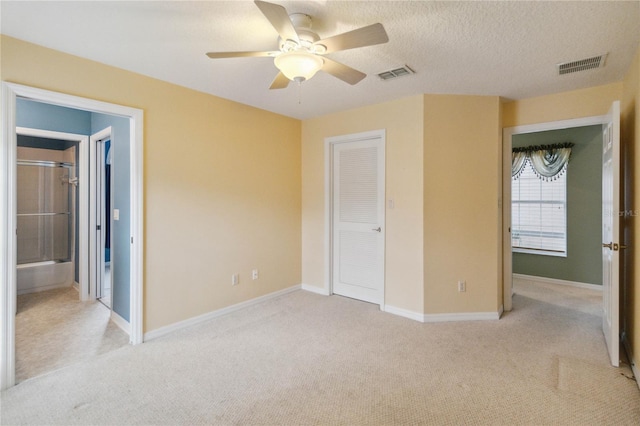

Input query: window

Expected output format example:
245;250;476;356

512;165;567;256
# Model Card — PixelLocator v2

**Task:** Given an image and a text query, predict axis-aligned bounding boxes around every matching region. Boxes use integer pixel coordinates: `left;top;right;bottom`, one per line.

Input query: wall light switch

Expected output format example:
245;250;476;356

113;209;120;221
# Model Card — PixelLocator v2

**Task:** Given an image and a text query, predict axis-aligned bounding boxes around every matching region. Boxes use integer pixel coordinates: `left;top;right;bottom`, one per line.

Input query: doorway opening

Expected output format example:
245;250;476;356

1;83;144;390
502;107;621;367
503;115;607;310
12;126;126;383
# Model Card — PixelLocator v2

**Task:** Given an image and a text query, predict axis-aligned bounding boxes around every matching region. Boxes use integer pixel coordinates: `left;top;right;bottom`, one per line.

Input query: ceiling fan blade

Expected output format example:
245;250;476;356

321;57;366;85
254;0;299;44
269;72;290;90
206;51;279;59
315;23;389;54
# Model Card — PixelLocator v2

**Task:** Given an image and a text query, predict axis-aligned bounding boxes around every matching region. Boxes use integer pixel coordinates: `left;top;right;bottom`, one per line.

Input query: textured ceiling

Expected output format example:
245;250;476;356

1;1;639;120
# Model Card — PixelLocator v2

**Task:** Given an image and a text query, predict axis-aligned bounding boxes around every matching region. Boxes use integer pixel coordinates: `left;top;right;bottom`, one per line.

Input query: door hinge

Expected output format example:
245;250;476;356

131;237;133;244
96;225;101;230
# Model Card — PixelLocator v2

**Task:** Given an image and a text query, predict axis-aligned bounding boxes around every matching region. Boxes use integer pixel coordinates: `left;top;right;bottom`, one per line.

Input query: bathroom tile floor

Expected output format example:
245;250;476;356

15;286;129;383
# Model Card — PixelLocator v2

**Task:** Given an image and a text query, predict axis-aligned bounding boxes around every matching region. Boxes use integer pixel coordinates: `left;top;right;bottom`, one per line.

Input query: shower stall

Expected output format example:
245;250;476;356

16;156;76;294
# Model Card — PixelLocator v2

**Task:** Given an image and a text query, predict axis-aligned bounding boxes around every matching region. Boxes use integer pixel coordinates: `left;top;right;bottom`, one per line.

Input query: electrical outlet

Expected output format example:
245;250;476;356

252;269;259;280
458;280;466;292
232;274;239;286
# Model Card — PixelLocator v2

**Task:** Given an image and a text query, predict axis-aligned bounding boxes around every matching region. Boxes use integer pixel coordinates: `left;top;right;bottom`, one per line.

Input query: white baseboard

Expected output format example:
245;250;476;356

144;285;302;341
622;333;640;390
513;273;602;291
111;310;131;336
422;309;502;322
383;305;424;322
301;283;330;296
384;304;503;323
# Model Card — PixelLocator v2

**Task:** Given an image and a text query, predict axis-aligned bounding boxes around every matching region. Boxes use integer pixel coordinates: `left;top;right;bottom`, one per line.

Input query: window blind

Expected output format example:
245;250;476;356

512;165;567;254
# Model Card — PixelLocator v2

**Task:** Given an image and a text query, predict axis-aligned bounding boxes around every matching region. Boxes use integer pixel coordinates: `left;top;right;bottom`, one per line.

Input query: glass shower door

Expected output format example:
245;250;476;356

16;161;72;265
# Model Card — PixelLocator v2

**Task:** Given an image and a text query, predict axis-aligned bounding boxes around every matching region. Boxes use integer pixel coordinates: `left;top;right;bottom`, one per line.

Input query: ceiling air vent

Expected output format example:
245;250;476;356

557;53;607;75
377;65;415;81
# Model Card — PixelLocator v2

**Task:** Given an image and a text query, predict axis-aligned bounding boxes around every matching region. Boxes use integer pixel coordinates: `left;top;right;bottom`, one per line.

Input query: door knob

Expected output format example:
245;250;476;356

372;227;381;232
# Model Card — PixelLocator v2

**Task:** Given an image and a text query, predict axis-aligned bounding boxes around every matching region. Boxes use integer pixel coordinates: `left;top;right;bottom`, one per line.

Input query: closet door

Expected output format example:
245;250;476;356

331;134;385;305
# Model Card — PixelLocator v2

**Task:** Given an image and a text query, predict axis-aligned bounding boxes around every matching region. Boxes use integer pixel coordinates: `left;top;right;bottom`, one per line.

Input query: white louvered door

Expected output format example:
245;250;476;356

332;135;385;305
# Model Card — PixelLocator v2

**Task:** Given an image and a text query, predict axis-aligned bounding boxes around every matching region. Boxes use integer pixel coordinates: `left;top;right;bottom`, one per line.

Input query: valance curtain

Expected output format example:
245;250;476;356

511;151;528;179
512;142;574;181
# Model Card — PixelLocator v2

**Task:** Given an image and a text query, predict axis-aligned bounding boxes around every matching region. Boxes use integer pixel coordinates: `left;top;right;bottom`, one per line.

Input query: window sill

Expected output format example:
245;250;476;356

513;247;567;258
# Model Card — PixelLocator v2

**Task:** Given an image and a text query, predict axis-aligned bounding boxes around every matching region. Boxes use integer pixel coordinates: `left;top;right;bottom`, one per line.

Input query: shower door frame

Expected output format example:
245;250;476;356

15;127;89;295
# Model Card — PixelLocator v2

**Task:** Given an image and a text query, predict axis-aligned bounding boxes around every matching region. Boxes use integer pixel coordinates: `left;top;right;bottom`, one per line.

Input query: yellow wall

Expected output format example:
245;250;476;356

423;95;503;314
1;36;302;332
503;82;623;128
301;94;504;316
621;43;640;374
302;96;425;313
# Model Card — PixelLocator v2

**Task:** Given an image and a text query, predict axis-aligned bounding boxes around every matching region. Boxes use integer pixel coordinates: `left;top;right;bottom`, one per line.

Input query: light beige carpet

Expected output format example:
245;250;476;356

1;281;638;425
15;286;129;383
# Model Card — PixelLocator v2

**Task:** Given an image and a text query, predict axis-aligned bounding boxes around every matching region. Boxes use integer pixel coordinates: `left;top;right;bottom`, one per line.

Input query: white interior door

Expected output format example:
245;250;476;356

97;140;106;301
89;128;111;304
332;135;385;305
602;100;621;367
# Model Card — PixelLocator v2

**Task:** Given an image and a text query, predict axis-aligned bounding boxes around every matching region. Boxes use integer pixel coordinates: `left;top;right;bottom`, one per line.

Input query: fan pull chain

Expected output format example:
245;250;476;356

297;80;302;105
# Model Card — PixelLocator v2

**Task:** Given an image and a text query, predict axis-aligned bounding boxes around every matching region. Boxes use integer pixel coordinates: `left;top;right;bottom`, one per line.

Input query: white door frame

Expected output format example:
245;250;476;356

0;82;144;390
15;127;89;301
324;129;386;307
502;115;607;311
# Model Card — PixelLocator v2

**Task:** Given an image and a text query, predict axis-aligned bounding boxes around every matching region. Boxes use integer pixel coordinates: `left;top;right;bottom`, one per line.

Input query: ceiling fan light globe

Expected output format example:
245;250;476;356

274;51;324;82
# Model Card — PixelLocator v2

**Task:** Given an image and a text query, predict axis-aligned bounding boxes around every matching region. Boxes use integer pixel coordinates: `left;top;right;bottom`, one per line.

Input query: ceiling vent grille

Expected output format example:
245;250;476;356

557;53;607;75
377;65;415;81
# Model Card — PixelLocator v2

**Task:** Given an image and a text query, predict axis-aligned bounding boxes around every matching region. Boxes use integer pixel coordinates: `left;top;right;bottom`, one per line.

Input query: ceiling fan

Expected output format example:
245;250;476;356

206;0;389;89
